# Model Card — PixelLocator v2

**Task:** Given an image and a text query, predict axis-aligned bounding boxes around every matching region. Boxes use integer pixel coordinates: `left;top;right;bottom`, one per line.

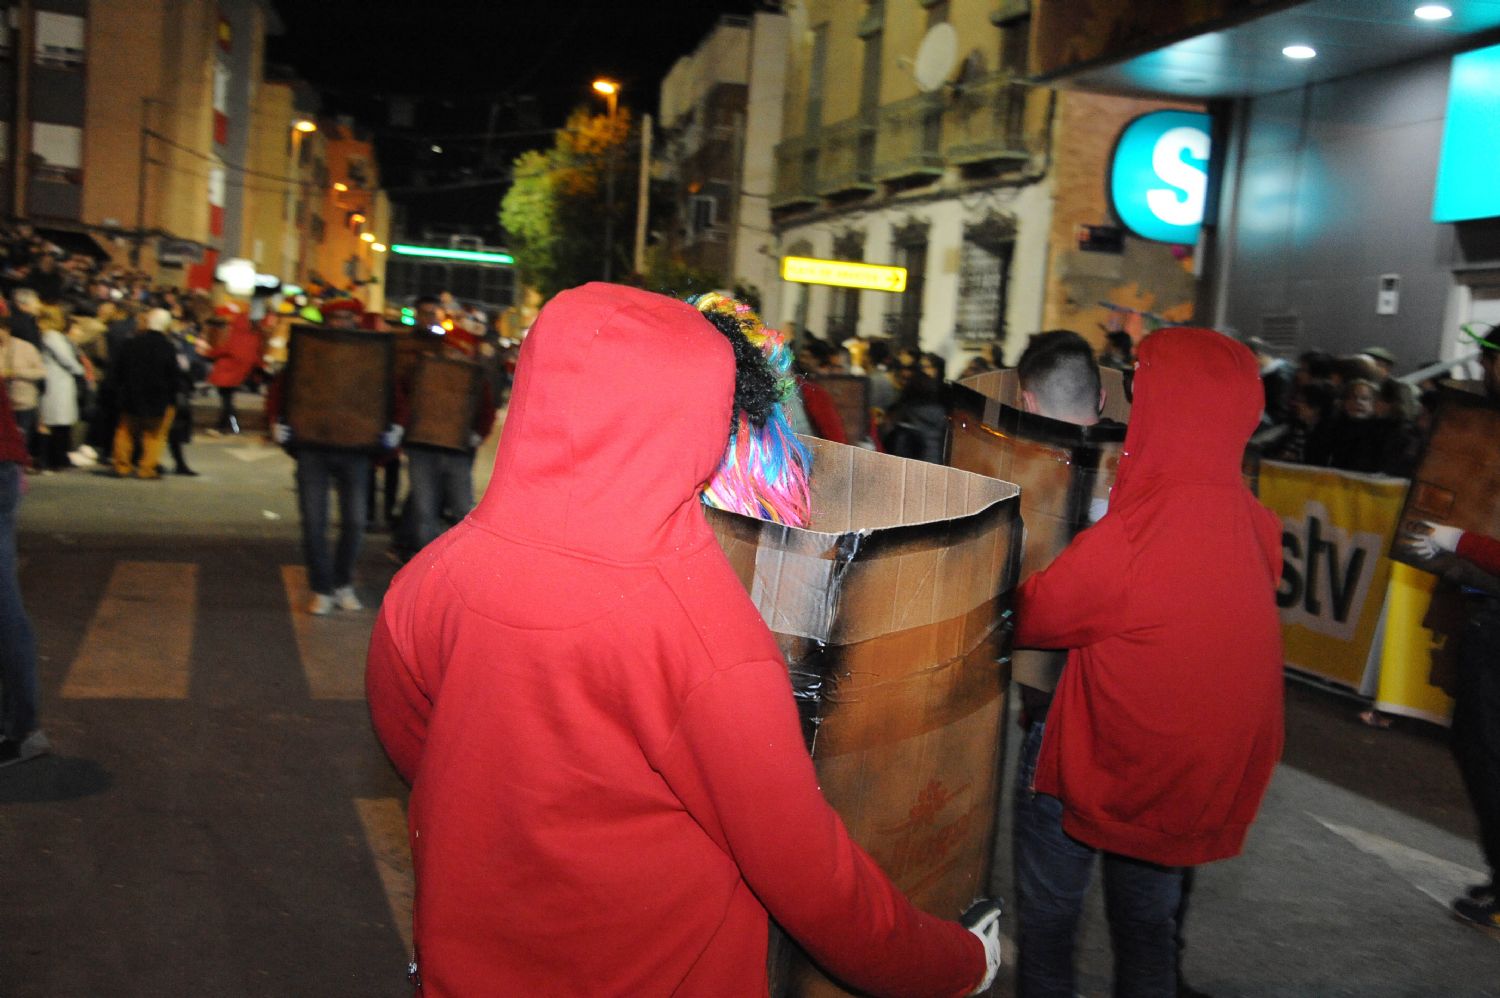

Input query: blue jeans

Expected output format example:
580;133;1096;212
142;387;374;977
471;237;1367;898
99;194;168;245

0;462;39;740
295;448;371;595
405;447;475;552
1014;720;1183;998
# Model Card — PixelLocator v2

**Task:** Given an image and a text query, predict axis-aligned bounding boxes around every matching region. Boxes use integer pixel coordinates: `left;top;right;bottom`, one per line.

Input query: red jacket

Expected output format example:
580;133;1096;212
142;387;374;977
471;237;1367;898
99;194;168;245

206;320;261;388
1457;531;1500;577
0;378;26;464
366;284;982;997
1016;327;1284;867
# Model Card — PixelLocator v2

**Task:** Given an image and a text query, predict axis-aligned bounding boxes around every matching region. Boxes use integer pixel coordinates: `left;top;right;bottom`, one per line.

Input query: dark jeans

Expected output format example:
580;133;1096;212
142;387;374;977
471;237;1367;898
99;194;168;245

216;386;240;433
295;448;371;595
405;447;475;552
1452;595;1500;881
1014;721;1183;998
0;462;39;740
15;408;37;465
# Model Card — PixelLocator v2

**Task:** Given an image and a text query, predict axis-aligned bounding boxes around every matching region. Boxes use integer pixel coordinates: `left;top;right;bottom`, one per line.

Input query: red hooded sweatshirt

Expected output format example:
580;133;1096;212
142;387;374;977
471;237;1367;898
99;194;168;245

1015;327;1284;867
366;284;983;997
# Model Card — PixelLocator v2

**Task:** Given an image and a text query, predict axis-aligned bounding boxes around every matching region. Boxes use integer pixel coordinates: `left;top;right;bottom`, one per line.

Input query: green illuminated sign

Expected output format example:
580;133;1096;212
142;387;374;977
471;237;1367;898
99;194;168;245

389;244;515;265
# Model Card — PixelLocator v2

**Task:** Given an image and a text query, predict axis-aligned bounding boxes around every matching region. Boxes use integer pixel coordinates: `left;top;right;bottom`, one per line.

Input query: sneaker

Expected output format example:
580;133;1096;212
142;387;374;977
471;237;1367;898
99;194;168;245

1452;896;1500;935
307;593;335;616
333;585;363;611
1465;880;1497;903
76;444;98;461
0;730;51;768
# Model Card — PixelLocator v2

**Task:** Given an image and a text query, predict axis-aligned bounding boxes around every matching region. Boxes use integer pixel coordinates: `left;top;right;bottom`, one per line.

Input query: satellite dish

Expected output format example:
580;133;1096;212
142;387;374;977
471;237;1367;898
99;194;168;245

913;23;959;93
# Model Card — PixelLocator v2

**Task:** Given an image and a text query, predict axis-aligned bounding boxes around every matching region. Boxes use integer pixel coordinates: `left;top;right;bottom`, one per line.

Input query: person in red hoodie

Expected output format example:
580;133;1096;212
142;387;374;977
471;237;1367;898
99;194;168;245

203;305;263;435
366;283;997;997
1012;327;1284;997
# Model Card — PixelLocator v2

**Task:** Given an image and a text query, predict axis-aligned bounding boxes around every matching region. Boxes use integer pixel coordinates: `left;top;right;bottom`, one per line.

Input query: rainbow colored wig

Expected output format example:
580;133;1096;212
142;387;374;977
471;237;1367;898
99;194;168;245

689;292;813;527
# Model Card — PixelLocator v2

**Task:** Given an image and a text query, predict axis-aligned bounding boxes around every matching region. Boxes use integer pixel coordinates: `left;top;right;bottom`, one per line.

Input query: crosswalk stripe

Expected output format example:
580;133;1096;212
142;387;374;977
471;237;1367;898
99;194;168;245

281;564;372;700
355;797;414;956
62;562;197;699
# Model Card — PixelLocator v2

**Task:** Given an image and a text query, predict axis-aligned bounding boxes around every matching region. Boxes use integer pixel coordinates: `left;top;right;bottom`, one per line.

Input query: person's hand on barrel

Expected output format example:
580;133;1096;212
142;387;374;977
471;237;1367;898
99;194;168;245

962;899;1003;995
1403;520;1462;560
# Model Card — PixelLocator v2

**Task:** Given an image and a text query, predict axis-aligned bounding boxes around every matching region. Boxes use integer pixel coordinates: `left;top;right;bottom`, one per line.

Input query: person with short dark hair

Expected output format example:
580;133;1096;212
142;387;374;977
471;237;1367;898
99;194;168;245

1017;330;1104;426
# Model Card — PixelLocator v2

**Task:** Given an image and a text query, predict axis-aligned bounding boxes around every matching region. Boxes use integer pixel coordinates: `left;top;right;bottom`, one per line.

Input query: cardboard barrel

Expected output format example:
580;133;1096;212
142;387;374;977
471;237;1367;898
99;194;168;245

1390;383;1500;571
947;370;1128;702
707;438;1021;998
284;325;394;450
406;354;485;451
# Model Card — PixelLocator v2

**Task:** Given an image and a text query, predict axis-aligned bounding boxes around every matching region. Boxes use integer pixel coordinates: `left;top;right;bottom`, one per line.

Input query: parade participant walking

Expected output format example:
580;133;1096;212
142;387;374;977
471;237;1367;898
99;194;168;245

1402;325;1500;935
269;301;400;615
110;308;181;480
0;377;46;767
366;284;998;998
396;324;496;554
1013;327;1284;998
203;306;261;435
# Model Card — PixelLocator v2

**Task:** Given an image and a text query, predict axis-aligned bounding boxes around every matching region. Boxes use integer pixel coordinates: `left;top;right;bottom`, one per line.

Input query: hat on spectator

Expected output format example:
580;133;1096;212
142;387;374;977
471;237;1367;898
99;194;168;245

320;298;363;319
1361;346;1397;366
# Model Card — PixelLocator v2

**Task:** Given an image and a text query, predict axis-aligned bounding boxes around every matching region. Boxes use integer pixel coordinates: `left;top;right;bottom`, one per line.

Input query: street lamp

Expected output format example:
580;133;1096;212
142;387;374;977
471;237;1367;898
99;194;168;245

360;232;376;243
592;78;619;120
593;79;622;281
291;119;318;283
294;118;318;134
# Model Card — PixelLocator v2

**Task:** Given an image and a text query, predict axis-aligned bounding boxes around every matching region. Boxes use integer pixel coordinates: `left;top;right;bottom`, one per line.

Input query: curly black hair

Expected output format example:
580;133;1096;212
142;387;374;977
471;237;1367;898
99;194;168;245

700;307;780;429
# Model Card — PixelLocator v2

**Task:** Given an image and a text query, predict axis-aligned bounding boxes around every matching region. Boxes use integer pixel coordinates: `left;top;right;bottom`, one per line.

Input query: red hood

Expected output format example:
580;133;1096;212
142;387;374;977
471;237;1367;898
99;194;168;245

473;283;734;562
1113;326;1262;504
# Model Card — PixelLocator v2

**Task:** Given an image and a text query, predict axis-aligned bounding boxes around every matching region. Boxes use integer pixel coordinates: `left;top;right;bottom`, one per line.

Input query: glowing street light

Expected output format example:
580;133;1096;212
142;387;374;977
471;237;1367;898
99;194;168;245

371;243;387;253
333;182;349;192
592;78;619;119
293;118;318;133
360;232;376;243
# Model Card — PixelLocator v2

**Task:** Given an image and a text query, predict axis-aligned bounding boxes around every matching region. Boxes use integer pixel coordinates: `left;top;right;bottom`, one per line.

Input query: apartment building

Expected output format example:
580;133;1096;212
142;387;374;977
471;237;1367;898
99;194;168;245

769;0;1199;366
0;0;387;299
656;10;788;301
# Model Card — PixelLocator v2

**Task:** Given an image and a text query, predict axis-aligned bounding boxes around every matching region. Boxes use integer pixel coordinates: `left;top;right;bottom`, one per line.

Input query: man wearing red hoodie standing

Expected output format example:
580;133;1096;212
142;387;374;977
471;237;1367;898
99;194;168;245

1013;327;1284;997
366;283;998;997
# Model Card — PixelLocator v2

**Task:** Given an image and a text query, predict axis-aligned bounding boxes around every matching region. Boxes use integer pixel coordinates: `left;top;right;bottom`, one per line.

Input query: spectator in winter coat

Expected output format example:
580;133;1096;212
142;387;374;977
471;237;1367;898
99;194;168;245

111;308;181;479
0;317;45;464
35;306;85;471
204;309;262;434
365;283;998;997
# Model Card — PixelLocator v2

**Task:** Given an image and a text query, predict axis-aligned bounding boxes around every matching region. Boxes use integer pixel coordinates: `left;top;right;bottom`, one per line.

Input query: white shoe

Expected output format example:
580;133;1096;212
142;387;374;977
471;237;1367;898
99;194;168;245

307;593;335;616
333;585;363;611
77;444;98;460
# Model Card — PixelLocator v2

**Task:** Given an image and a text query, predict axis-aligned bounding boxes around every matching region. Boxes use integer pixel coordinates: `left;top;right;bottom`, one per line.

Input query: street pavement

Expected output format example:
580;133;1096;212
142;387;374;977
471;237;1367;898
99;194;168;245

1;430;1496;997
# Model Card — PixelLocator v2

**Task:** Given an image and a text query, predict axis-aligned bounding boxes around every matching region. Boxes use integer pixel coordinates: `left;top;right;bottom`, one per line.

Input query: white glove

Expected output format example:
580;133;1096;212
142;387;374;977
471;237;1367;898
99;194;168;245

271;421;291;445
962;899;1002;995
467;431;484;449
380;424;405;450
1405;521;1463;560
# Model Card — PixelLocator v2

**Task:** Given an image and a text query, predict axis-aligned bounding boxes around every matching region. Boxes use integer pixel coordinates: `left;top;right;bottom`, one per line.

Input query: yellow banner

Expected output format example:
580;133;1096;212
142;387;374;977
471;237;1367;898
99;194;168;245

1256;462;1408;688
781;256;907;293
1374;563;1455;724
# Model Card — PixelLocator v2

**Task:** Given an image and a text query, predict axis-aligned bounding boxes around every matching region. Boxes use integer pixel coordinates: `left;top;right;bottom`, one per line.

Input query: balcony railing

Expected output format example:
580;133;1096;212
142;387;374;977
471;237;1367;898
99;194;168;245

943;75;1029;167
817;116;877;198
874;94;945;184
771;135;819;211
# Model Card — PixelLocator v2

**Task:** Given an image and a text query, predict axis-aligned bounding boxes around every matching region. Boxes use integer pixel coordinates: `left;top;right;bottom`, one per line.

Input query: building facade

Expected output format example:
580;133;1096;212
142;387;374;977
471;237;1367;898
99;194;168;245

657;11;789;302
0;0;389;298
765;0;1196;368
1031;0;1500;374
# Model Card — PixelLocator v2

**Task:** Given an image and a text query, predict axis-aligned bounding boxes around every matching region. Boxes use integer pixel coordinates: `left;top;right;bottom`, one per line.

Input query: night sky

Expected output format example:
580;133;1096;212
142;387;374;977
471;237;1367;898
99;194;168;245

269;1;765;135
267;1;768;237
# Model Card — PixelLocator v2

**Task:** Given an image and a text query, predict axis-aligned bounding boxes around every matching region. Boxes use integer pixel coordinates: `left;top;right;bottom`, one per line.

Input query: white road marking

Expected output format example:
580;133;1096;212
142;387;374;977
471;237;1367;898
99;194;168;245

281;565;373;700
355;797;414;955
227;446;279;463
62;562;197;699
1313;814;1487;910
